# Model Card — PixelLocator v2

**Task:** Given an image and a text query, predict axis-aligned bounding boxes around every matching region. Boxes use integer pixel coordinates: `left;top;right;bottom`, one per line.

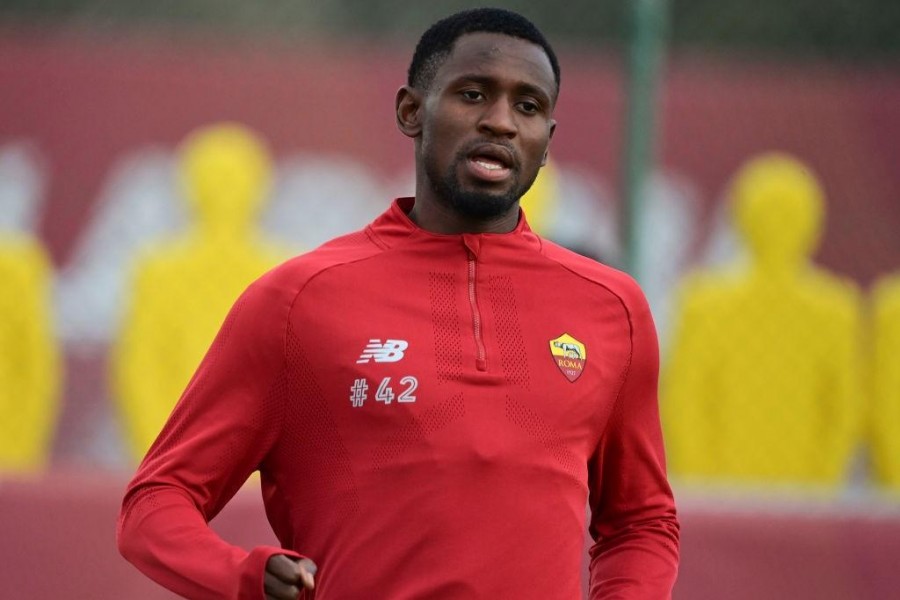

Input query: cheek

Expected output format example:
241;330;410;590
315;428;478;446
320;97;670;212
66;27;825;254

424;118;465;162
523;125;553;160
522;139;549;168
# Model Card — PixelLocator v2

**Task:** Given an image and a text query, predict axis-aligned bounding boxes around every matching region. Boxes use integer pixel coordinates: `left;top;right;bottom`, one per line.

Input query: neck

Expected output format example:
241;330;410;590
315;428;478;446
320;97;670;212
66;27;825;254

750;256;805;279
407;199;519;234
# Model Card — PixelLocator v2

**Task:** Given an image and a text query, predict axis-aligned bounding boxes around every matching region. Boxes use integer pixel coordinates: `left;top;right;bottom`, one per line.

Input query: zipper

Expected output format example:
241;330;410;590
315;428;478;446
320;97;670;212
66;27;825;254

466;249;488;372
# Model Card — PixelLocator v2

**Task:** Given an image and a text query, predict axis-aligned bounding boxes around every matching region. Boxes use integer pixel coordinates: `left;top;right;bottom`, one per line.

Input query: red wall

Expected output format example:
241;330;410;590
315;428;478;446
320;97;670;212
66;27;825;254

1;472;899;599
1;26;898;281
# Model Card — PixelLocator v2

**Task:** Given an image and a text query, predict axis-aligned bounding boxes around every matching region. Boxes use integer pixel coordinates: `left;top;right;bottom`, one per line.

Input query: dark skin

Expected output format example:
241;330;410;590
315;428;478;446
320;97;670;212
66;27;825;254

263;31;558;599
396;32;557;234
264;555;317;599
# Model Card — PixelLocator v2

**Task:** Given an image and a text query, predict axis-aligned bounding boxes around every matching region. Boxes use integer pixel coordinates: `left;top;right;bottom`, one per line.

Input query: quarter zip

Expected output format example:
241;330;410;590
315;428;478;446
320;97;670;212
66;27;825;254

464;236;488;372
467;251;488;371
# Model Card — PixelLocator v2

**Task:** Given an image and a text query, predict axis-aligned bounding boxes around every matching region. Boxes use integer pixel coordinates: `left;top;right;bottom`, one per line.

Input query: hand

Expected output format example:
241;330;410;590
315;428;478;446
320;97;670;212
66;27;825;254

264;554;317;600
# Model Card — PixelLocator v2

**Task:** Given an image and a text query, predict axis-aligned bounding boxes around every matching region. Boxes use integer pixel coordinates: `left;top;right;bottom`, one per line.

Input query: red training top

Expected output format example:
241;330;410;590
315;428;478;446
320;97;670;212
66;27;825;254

118;198;679;599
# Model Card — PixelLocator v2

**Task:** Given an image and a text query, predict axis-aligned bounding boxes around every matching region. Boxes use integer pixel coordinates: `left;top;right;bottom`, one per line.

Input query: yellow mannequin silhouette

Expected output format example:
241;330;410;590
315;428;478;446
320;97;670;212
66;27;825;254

113;123;286;461
662;153;863;486
872;274;900;489
0;233;60;472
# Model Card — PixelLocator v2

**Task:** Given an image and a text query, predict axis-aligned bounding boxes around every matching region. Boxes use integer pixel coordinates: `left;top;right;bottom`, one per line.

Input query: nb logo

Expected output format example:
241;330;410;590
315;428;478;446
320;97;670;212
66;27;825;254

357;339;409;363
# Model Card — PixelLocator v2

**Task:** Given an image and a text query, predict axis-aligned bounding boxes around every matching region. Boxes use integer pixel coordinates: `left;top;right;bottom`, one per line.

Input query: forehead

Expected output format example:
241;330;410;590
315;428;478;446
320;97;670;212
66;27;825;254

435;32;556;96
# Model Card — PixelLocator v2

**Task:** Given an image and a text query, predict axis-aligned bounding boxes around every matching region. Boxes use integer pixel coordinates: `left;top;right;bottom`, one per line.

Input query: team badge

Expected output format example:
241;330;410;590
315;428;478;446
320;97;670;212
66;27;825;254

548;333;587;382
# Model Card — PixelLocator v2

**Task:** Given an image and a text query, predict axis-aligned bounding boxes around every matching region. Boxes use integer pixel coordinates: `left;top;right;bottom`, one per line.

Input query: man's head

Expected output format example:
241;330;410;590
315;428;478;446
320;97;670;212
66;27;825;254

397;9;560;233
408;8;561;97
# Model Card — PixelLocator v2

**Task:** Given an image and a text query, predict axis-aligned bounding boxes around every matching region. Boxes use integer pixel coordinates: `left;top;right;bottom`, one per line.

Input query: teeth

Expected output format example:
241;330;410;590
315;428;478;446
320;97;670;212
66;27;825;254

475;159;504;170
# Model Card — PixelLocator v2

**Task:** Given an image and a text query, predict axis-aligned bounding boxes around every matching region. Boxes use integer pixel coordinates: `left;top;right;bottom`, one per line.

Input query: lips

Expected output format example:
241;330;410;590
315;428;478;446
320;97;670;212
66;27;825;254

468;143;515;169
465;143;516;182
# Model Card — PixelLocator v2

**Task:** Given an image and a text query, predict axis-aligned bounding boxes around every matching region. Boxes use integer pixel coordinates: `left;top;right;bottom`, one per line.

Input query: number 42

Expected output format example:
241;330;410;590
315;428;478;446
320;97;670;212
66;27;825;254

376;376;418;404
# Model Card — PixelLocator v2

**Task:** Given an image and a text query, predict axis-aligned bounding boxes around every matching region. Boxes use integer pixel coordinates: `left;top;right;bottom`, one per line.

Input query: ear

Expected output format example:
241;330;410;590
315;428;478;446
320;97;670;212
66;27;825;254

396;85;423;138
541;119;557;166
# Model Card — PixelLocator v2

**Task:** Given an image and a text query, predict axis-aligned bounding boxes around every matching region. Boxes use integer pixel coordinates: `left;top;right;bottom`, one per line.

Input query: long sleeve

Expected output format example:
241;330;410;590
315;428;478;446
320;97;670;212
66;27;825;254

117;272;302;600
587;288;680;599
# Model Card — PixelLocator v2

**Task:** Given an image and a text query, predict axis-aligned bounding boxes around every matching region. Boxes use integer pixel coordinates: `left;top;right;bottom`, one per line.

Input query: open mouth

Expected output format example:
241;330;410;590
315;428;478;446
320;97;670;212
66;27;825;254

466;144;515;182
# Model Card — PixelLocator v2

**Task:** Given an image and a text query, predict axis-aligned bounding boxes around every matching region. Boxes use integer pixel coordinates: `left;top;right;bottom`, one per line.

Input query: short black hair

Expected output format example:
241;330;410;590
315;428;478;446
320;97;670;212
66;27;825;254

407;8;561;95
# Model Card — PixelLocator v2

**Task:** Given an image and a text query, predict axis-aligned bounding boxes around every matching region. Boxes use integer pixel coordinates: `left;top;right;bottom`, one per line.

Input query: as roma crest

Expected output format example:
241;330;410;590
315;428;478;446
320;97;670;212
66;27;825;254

549;333;587;382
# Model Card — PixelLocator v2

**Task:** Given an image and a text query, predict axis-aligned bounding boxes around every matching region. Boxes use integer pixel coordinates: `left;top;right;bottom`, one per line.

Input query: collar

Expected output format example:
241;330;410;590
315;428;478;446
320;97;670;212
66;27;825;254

365;197;543;254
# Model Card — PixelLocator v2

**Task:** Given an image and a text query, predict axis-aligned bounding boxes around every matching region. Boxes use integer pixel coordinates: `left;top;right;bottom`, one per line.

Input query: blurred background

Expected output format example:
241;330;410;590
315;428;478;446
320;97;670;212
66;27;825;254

1;0;899;598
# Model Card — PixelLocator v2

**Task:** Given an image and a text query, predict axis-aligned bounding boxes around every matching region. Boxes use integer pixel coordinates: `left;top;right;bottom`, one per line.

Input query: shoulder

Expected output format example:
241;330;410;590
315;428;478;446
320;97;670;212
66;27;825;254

802;267;862;321
0;234;52;279
673;267;744;312
874;274;900;328
215;228;382;346
874;272;900;306
539;238;650;315
247;227;382;306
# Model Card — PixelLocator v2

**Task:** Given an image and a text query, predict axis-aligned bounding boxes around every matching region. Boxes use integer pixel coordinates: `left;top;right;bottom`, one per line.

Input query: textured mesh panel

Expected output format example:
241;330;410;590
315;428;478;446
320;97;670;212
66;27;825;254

256;366;290;464
505;396;582;484
124;488;165;526
373;393;465;470
419;393;466;435
488;275;531;389
283;323;360;519
201;367;291;514
429;272;463;382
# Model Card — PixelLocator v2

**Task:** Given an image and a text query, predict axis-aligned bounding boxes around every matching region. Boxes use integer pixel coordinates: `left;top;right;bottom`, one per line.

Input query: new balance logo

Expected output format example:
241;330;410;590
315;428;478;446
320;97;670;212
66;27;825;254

356;339;409;363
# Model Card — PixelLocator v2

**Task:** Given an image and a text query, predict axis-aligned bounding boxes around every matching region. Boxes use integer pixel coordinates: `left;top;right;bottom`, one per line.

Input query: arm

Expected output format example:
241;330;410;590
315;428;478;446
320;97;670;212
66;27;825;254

587;288;680;599
117;272;306;600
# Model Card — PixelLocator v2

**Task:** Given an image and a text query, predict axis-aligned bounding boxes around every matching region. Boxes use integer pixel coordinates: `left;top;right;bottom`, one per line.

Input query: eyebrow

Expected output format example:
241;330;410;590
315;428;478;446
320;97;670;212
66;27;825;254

451;74;556;105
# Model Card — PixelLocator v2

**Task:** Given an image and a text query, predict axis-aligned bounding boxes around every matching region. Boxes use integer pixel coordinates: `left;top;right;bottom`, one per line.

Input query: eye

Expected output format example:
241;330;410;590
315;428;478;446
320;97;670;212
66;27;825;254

518;100;541;114
461;90;484;102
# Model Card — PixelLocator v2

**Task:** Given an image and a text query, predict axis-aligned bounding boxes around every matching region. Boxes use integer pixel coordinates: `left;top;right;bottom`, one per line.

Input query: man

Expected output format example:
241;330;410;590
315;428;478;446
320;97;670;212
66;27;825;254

118;8;679;599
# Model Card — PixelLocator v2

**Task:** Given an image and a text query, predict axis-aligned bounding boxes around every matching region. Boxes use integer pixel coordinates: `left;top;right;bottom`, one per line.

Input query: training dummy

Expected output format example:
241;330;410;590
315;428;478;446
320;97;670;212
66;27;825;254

872;274;900;490
0;227;59;473
112;123;285;461
0;144;60;472
662;153;863;486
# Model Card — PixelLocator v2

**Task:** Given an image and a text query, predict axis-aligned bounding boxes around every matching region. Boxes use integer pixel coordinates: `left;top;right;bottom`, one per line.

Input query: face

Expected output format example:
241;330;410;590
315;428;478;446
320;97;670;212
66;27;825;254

399;32;557;223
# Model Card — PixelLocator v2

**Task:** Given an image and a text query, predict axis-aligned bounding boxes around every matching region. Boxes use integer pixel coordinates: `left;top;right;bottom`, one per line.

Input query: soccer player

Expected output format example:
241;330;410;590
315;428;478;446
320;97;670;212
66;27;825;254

118;8;680;599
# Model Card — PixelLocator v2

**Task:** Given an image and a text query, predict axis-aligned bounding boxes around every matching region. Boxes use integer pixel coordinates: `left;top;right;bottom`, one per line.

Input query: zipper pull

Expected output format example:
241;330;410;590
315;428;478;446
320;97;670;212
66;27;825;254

462;234;481;257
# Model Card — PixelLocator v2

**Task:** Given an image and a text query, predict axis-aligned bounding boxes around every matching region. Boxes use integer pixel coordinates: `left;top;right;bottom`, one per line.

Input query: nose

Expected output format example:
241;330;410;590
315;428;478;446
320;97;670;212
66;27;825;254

477;98;517;138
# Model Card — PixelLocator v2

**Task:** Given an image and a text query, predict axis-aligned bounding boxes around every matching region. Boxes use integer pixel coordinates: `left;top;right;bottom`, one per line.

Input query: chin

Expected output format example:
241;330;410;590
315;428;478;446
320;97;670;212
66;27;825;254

448;189;519;219
429;161;525;220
